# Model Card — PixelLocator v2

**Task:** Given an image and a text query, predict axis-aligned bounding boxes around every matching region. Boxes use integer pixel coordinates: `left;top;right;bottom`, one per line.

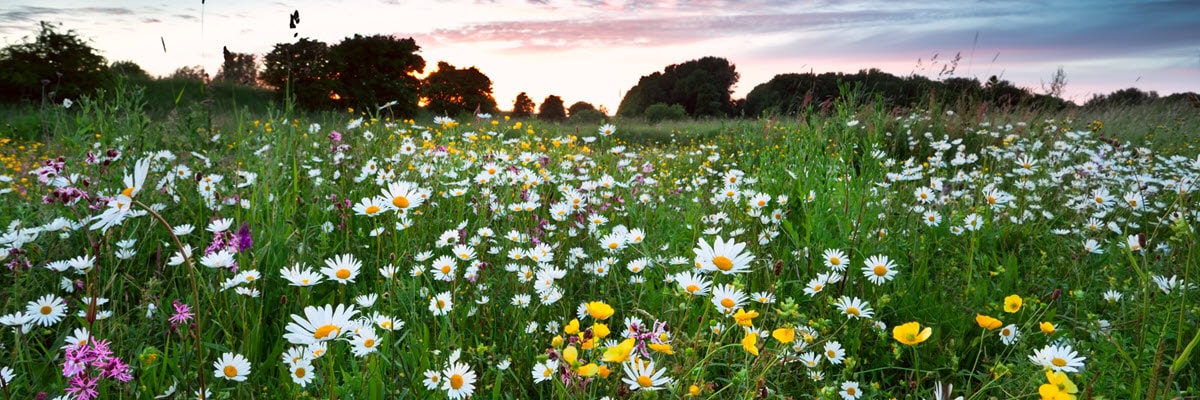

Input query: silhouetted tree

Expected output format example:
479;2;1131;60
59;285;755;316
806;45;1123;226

215;46;258;86
420;61;498;116
617;56;738;118
538;95;566;122
169;65;208;82
511;92;535;118
110;60;151;81
567;101;597;117
262;38;333;110
0;21;111;103
327;34;425;115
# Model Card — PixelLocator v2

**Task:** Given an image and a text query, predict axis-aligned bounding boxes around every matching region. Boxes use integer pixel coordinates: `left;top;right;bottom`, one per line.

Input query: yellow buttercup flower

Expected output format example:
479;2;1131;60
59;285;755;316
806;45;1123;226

586;301;615;320
741;332;759;356
602;338;636;363
771;327;795;343
892;321;932;346
1004;295;1023;313
592;323;611;339
976;314;1003;330
1040;321;1056;335
564;319;580;335
733;308;759;327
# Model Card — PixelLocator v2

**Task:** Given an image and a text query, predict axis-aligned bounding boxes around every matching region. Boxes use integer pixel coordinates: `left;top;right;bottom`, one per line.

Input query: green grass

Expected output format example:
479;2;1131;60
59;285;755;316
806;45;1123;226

0;87;1198;400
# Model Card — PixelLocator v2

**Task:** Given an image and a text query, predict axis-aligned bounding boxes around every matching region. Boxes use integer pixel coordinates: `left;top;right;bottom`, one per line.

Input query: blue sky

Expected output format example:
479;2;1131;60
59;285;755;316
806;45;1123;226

1;0;1197;110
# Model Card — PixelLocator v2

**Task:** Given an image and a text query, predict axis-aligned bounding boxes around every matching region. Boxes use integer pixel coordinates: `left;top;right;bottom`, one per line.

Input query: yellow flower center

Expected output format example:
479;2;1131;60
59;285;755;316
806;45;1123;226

827;350;836;358
437;299;446;309
450;373;464;389
873;265;887;276
847;387;857;395
441;265;451;274
637;375;653;387
122;187;135;198
337;269;351;279
1052;357;1067;367
393;196;409;208
813;284;823;291
686;284;699;293
223;365;238;378
365;205;380;214
363;339;375;348
830;257;840;265
542;369;551;377
988;195;997;204
608;242;618;249
314;324;339;339
757;200;766;206
846;307;860;316
301;279;310;285
713;256;733;271
295;367;306;378
720;298;735;308
1002;328;1011;336
40;305;52;315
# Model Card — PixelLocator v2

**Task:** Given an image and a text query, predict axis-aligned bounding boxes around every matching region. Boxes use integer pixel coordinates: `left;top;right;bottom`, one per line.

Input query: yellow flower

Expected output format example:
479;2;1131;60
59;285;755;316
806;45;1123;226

592;323;610;339
892;321;932;346
1004;295;1023;313
771;327;795;344
563;345;578;365
648;343;674;354
551;335;563;348
741;332;759;356
602;338;636;363
597;364;611;378
976;314;1003;330
564;319;580;335
1040;321;1056;335
733;308;759;327
689;384;701;396
1038;370;1078;400
586;301;615;320
577;363;598;377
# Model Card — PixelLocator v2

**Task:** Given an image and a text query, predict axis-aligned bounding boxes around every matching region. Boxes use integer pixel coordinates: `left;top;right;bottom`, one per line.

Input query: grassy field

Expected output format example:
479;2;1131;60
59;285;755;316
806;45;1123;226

1;85;1199;400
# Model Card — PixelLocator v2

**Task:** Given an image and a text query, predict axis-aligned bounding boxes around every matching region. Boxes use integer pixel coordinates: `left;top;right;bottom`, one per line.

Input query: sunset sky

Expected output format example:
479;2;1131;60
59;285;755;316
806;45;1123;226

1;0;1197;111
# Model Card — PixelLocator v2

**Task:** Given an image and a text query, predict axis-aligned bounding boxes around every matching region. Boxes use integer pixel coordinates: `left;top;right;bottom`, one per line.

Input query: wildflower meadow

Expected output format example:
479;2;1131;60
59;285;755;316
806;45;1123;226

1;88;1199;400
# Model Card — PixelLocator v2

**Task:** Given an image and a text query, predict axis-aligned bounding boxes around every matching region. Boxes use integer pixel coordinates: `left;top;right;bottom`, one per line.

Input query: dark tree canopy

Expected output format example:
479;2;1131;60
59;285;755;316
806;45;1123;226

326;34;425;115
538;95;566;122
0;21;111;103
215;46;259;86
617;56;738;118
420;61;498;116
567;101;597;117
110;60;151;81
169;65;208;82
511;92;535;118
261;38;333;110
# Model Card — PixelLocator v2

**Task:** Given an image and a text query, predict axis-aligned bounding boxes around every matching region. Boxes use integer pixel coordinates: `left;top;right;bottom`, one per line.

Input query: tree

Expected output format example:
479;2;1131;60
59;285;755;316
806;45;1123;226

420;61;498;116
538;95;566;122
567;101;597;117
110;60;151;81
261;38;333;110
327;34;425;115
511;92;535;118
169;65;208;82
0;21;111;103
617;56;738;118
215;46;258;86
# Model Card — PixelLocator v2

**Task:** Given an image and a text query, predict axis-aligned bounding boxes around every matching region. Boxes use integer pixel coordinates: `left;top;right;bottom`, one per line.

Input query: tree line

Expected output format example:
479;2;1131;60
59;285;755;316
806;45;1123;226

1;21;1193;122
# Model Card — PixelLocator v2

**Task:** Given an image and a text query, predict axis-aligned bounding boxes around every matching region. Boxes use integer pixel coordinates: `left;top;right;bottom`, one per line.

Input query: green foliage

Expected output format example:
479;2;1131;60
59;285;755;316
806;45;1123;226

617;56;738;118
567;108;605;125
420;61;499;116
0;21;112;104
538;94;566;122
214;47;259;86
567;101;597;117
326;34;425;115
642;102;687;122
110;60;152;81
511;92;535;118
261;38;334;111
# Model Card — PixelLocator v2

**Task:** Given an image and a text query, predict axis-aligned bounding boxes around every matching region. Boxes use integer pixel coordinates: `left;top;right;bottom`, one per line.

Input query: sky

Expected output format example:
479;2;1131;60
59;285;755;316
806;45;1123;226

1;0;1198;110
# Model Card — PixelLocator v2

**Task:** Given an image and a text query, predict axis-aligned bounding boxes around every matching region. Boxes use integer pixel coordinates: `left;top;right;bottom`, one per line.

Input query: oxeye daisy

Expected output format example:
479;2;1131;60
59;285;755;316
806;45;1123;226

442;361;477;400
840;380;863;400
823;341;845;364
283;304;359;345
694;236;755;275
822;249;848;271
430;255;457;281
531;360;555;383
423;370;443;390
834;296;874;320
213;352;251;382
862;255;898;285
621;358;673;391
281;263;323;287
350;327;381;357
710;284;748;315
26;294;67;326
429;291;453;316
352;196;387;217
322;253;362;284
380;180;424;213
998;324;1020;345
290;359;314;387
673;271;711;296
1029;344;1086;372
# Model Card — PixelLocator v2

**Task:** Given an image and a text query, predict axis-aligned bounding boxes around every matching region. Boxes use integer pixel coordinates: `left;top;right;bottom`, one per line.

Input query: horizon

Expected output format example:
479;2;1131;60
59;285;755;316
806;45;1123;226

1;0;1198;111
